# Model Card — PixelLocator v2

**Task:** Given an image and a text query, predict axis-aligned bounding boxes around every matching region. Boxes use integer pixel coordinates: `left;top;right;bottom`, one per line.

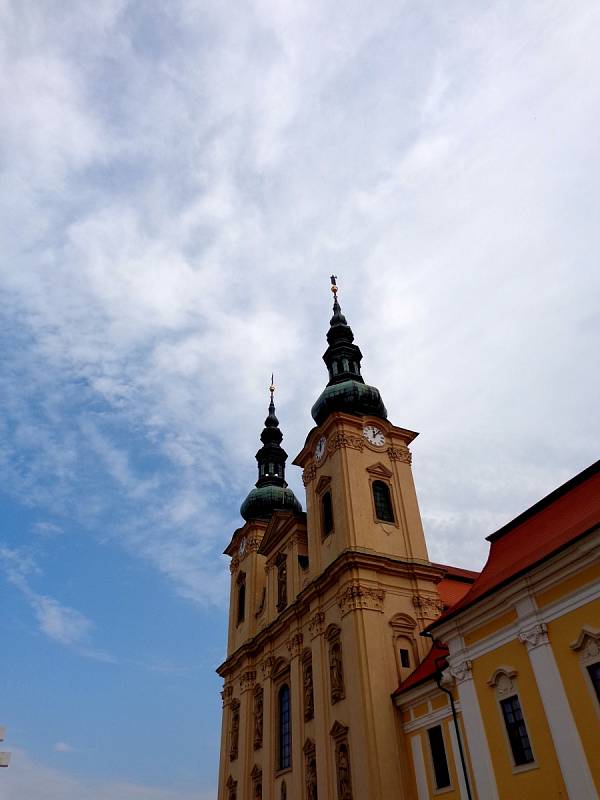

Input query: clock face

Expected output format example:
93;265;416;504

314;436;327;461
363;425;385;447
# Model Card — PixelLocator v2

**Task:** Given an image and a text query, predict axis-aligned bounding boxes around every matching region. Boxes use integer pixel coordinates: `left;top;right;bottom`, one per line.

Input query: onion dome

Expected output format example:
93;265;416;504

311;276;387;425
240;379;302;522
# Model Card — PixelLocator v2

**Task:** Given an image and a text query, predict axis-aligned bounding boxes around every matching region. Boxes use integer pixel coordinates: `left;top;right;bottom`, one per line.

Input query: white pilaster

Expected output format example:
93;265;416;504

519;622;598;799
410;734;429;800
449;658;499;800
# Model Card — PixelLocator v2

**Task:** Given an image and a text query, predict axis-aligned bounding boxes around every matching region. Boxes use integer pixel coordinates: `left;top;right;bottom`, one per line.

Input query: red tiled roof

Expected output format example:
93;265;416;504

429;460;600;630
432;562;480;609
431;563;480;582
392;643;449;697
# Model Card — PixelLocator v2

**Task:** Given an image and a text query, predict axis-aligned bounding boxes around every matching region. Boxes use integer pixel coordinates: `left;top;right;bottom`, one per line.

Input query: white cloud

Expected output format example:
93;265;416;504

54;742;75;753
0;546;114;659
0;0;598;599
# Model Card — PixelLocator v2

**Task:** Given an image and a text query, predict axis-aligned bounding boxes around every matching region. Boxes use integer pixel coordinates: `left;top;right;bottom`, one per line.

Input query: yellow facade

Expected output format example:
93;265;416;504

216;292;600;800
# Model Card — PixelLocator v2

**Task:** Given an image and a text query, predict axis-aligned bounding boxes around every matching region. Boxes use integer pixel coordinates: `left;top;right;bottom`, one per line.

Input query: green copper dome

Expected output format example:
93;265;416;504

240;382;302;522
240;485;302;522
311;379;387;426
311;278;388;426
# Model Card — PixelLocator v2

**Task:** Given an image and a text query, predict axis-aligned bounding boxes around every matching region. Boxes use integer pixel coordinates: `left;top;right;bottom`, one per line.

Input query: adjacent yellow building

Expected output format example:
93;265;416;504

216;282;600;800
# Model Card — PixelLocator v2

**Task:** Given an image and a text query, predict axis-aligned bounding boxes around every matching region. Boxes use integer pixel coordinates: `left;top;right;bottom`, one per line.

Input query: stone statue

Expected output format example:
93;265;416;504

277;559;287;609
254;687;263;750
329;641;345;702
304;662;314;720
229;701;240;761
306;756;318;800
337;743;352;800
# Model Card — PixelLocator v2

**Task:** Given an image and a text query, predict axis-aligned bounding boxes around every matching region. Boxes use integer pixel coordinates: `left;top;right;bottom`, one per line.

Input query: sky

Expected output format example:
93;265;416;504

1;0;599;797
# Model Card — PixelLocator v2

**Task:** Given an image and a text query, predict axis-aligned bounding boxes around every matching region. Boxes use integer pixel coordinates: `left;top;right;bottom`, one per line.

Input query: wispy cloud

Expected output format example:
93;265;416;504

0;546;113;660
54;742;76;754
0;0;598;597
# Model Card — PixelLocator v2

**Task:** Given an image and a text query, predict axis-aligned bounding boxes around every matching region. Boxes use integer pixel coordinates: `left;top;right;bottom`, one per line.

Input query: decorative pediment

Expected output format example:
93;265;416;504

329;720;349;740
389;612;417;631
325;623;341;641
251;764;262;779
303;737;316;756
570;625;600;654
272;656;290;679
366;462;393;478
315;475;332;494
226;775;237;788
258;510;307;558
487;666;517;689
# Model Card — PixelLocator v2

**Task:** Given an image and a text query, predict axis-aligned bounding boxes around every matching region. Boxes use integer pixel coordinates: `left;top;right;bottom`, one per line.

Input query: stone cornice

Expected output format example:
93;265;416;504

217;550;445;677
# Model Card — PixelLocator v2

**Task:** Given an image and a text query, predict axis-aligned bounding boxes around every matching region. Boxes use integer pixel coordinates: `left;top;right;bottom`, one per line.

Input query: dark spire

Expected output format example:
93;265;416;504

240;380;302;522
311;278;387;425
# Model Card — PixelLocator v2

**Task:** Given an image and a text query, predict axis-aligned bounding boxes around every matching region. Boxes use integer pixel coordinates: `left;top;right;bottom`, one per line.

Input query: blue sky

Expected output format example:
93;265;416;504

1;1;599;797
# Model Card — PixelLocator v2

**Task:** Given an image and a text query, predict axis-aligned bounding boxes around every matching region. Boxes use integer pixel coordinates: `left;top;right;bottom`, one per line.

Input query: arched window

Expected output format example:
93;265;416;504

342;357;349;372
322;491;334;536
372;480;394;522
278;684;291;770
332;361;338;376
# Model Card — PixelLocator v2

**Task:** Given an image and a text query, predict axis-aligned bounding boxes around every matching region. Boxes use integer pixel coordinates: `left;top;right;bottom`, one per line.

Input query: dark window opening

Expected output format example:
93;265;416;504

342;358;349;372
427;725;451;789
587;662;600;703
373;480;394;522
278;684;291;770
500;695;534;766
322;491;334;535
400;648;410;668
298;554;309;571
237;580;245;624
332;361;338;375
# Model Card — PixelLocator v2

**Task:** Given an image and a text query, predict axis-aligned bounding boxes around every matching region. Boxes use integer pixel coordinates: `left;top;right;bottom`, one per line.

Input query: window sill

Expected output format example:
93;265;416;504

511;761;538;775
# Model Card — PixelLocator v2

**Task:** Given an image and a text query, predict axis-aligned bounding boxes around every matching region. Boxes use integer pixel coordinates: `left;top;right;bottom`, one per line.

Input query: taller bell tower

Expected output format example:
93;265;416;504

294;278;432;577
217;281;445;800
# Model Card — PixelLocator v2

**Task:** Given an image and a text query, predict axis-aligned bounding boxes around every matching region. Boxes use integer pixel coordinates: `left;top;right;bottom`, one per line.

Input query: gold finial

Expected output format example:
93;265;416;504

269;373;275;402
330;274;338;298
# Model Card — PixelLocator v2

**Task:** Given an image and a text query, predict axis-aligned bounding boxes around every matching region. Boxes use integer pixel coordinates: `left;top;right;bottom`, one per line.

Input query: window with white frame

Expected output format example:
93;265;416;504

488;666;535;768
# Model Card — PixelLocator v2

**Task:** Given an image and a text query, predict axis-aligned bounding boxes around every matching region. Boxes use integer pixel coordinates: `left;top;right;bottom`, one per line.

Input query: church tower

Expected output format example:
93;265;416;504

217;281;445;800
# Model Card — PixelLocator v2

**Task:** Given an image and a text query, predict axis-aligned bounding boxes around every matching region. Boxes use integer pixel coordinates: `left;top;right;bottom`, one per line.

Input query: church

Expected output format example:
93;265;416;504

216;281;600;800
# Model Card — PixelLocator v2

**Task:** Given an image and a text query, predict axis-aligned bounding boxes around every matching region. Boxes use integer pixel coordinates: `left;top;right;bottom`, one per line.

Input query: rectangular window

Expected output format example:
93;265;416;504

587;662;600;703
400;648;411;668
322;491;334;535
500;695;534;766
427;725;451;789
